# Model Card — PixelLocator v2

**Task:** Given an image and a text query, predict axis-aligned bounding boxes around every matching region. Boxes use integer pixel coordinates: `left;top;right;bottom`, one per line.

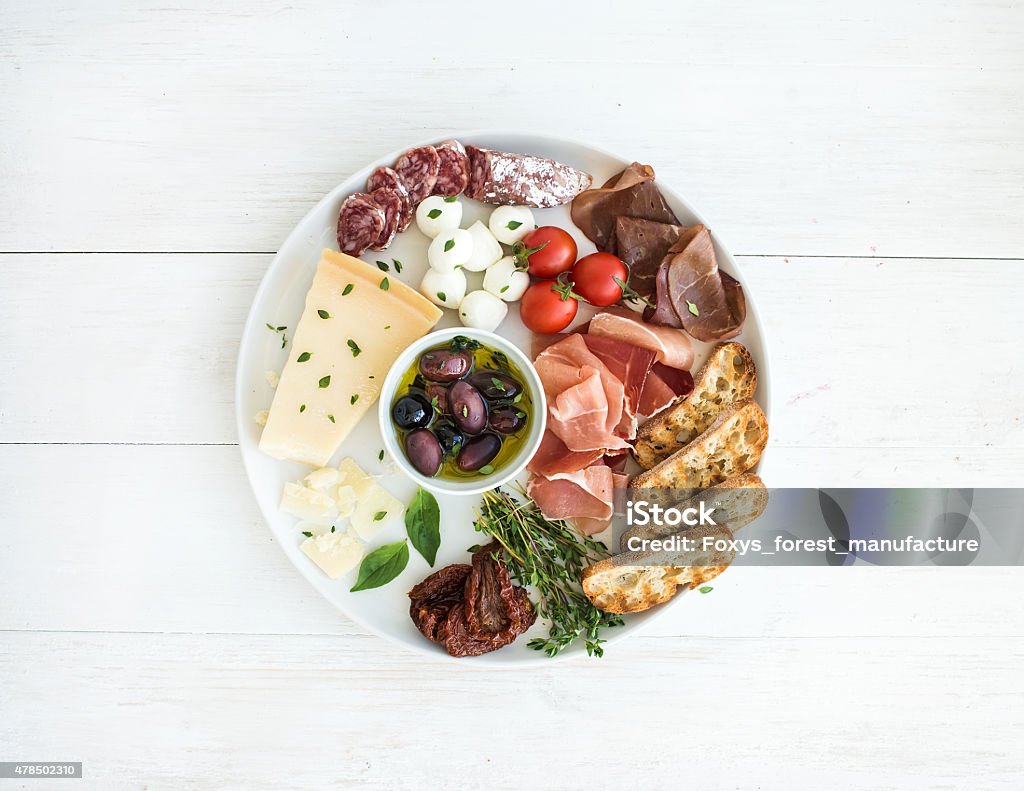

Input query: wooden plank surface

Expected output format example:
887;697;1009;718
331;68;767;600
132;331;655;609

2;0;1023;257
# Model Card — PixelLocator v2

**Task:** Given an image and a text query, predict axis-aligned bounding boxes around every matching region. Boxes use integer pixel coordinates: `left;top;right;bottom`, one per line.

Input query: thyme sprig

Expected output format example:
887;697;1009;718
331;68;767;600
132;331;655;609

474;488;623;658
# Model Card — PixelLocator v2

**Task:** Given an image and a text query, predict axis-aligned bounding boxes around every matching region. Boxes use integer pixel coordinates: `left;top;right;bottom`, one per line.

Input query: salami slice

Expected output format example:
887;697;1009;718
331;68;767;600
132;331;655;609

465;146;593;208
367;165;413;232
336;193;385;257
394;146;440;206
431;139;470;197
367;187;403;251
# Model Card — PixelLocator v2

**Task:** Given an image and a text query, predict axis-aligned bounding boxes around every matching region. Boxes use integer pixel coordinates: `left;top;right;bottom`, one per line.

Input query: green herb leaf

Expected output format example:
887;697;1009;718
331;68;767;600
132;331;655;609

378;449;385;462
437;291;447;302
443;196;457;203
331;525;335;533
327;414;335;423
500;285;509;293
443;239;454;252
299;403;306;413
405;488;441;566
478;464;494;475
317;309;330;319
319;375;331;388
699;585;714;594
506;220;523;230
281;334;288;349
301;531;313;538
297;352;311;363
427;208;442;219
373;510;387;522
449;335;481;352
342;283;354;296
350;540;409;592
490;376;505;391
350;393;359;405
376;260;390;272
392;258;403;273
265;323;276;332
347;339;361;357
687;300;700;317
380;277;389;291
384;324;391;330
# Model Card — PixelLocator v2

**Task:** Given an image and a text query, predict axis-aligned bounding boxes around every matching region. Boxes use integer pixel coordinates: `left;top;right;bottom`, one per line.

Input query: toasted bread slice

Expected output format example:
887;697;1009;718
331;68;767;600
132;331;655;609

582;524;735;614
620;472;768;552
630;400;768;496
634;342;757;469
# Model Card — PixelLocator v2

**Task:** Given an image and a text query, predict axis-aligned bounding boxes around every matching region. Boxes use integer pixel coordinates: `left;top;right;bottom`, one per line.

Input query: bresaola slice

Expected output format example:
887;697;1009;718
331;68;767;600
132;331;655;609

614;216;690;296
648;225;747;342
570;162;679;253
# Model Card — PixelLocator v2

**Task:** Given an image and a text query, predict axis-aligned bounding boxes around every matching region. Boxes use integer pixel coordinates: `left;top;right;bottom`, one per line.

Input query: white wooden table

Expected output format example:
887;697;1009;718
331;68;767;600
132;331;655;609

2;2;1023;788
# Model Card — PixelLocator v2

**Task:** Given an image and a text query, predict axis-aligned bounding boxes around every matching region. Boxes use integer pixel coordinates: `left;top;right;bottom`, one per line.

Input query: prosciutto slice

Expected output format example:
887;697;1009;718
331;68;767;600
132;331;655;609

588;307;694;371
534;334;630;452
580;334;657;437
527;464;615;536
527;430;604;477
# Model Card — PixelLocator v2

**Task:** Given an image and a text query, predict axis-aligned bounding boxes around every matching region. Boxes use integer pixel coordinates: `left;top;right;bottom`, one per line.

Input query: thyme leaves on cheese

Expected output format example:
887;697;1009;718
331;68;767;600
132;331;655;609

380;277;390;291
318;309;330;319
342;283;354;296
319;375;331;388
297;352;312;362
347;339;361;357
475;489;622;658
350;393;359;405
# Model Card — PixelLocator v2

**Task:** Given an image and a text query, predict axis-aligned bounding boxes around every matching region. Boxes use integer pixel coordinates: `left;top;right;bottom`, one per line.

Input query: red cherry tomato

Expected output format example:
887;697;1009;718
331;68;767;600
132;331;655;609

519;279;579;333
570;252;629;307
520;226;578;279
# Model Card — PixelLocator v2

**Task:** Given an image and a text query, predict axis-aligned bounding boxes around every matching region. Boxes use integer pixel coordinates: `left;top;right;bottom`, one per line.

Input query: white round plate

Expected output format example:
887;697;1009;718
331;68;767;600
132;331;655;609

236;131;772;665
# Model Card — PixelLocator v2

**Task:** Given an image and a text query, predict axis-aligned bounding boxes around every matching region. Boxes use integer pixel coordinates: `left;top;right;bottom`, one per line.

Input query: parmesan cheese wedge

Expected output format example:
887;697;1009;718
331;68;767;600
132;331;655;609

259;249;442;466
300;530;364;579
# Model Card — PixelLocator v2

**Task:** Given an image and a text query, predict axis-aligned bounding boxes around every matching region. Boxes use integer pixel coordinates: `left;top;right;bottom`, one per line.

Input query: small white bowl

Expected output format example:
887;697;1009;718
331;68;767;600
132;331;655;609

378;327;547;496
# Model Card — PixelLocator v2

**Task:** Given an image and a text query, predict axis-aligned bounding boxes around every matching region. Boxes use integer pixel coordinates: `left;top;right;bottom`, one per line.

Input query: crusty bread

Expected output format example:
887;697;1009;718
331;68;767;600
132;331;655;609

582;524;735;614
629;400;768;496
634;342;757;470
619;472;768;552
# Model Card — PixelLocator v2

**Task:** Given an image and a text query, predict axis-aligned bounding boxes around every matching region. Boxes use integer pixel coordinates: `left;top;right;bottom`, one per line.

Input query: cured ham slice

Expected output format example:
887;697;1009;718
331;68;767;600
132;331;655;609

534;334;630;452
588;307;694;371
579;334;657;437
638;363;695;417
527;430;604;477
527;464;615;536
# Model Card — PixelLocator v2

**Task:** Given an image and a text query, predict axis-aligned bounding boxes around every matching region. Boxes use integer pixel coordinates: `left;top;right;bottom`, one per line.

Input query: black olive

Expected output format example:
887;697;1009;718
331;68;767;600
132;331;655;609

423;381;449;414
469;370;523;401
392;394;432;430
449;380;487;435
432;420;464;456
405;429;443;477
418;349;473;382
488;405;528;435
456;433;502;472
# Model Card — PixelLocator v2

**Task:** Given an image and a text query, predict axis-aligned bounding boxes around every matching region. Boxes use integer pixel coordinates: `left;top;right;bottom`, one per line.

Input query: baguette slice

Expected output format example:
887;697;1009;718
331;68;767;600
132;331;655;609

582;525;735;614
634;341;757;469
630;399;768;496
619;472;768;552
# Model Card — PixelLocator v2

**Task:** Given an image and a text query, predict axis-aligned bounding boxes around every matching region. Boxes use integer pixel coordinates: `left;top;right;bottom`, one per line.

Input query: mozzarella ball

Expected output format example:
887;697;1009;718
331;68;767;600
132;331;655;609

462;221;504;272
427;228;473;273
458;290;508;332
415;195;463;239
420;267;467;310
488;205;536;244
483;255;530;302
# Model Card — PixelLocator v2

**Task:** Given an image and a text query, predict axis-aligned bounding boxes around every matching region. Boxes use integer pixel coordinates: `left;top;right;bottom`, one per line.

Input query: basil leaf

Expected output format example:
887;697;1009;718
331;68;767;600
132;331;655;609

350;540;409;592
405;488;441;566
427;208;442;219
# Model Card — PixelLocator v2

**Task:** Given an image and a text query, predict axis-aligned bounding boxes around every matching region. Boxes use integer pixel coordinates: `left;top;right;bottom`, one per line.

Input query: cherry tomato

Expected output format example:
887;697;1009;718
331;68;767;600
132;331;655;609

520;226;578;279
570;252;629;307
519;279;579;333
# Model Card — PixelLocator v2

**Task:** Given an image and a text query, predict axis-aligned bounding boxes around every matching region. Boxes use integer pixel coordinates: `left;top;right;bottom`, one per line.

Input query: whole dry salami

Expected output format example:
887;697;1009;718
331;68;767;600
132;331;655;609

464;145;593;208
394;146;440;206
367;187;403;251
336;193;385;257
366;165;413;231
431;139;470;197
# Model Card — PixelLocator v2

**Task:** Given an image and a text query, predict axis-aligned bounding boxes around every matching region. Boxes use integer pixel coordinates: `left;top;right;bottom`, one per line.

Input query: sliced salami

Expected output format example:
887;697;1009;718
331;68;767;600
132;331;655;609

431;139;470;197
336;193;385;257
367;165;413;232
367;187;403;251
394;146;440;206
465;146;593;208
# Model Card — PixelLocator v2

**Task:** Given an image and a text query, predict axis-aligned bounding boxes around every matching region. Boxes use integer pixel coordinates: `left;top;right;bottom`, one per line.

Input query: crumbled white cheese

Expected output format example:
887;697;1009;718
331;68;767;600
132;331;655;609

265;370;280;388
254;410;270;426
